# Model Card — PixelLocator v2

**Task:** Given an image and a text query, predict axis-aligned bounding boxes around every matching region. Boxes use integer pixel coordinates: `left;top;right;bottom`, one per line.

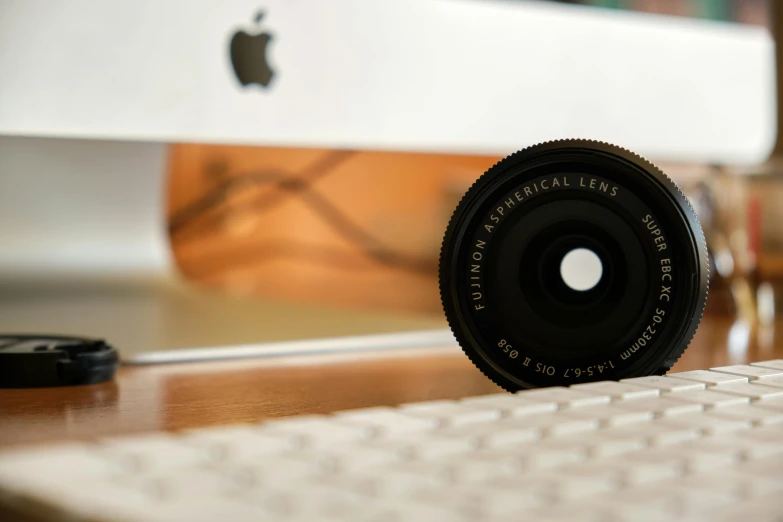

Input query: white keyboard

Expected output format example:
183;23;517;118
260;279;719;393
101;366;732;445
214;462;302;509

1;362;783;522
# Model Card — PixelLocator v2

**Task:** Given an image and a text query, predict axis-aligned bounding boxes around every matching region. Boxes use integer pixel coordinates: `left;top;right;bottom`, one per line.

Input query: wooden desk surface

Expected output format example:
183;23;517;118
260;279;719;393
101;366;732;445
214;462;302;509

0;314;781;449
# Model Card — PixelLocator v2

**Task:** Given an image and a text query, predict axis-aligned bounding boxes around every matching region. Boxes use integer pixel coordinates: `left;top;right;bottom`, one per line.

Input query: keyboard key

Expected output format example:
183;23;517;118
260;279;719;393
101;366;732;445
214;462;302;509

667;370;748;386
668;441;741;472
591;489;681;520
735;423;783;444
228;457;325;484
730;477;783;499
738;454;783;475
333;407;440;437
364;433;476;461
0;444;127;482
621;375;706;393
752;396;783;411
292;485;375;519
332;407;441;438
352;466;450;496
506;467;618;502
592;450;684;485
713;494;783;522
673;437;747;462
710;364;783;381
745;375;783;389
21;480;164;522
511;439;588;469
398;401;502;427
257;415;372;447
477;439;586;470
707;404;783;426
658;414;751;435
732;463;783;499
641;484;736;515
602;422;701;447
680;474;783;504
435;422;539;450
233;487;331;518
308;473;391;500
440;459;519;484
121;469;247;501
97;434;218;472
570;381;660;400
613;396;703;417
183;425;299;460
675;475;747;501
458;394;557;417
550;468;621;501
411;484;542;518
296;447;404;473
364;502;472;522
709;431;783;459
515;387;611;408
524;504;609;522
704;381;783;401
750;359;783;371
501;412;599;437
560;404;653;427
663;389;750;409
554;431;646;457
396;399;456;412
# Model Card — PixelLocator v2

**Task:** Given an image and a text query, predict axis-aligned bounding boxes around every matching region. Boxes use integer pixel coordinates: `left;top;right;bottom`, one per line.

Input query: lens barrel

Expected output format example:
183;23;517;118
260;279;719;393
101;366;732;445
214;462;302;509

439;140;708;390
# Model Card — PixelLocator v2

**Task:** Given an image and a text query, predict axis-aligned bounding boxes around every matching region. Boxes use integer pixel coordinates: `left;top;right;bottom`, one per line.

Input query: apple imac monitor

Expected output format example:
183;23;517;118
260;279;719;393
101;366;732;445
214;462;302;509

0;0;775;363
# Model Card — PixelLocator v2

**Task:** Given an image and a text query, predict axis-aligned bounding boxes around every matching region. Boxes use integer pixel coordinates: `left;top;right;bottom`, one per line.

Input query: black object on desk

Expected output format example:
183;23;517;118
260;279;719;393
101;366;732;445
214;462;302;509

0;335;118;388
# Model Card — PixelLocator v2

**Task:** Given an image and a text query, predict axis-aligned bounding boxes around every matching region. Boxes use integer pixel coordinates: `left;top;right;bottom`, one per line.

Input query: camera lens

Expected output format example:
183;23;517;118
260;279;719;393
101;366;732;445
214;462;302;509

439;140;708;390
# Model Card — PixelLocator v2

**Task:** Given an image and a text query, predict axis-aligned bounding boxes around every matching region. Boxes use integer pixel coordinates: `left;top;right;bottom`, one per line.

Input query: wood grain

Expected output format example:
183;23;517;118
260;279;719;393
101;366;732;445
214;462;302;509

0;314;781;449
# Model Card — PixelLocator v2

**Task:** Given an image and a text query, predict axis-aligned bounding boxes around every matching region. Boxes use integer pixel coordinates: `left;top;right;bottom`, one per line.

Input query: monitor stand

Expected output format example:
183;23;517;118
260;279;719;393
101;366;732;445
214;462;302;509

0;137;448;363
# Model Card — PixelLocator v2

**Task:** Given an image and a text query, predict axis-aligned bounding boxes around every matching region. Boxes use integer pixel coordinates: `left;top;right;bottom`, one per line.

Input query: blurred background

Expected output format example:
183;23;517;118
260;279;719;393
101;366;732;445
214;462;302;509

1;0;781;362
168;0;780;325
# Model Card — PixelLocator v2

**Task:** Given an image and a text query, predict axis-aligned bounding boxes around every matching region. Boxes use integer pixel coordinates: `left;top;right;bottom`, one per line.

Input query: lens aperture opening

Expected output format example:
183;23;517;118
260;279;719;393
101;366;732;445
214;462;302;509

560;248;603;292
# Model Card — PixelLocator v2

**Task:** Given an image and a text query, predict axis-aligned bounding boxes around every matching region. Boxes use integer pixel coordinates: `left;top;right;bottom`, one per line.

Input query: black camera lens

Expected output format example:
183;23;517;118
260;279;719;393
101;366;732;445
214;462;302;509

439;140;708;390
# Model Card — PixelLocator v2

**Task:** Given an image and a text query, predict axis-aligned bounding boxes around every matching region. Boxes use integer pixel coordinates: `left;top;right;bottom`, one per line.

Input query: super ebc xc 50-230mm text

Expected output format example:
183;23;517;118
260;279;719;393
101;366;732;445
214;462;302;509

439;140;708;390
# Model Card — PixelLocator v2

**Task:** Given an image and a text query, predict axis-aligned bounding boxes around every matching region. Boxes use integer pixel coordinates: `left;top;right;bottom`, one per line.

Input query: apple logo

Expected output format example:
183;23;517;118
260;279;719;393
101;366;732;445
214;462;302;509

229;10;275;88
